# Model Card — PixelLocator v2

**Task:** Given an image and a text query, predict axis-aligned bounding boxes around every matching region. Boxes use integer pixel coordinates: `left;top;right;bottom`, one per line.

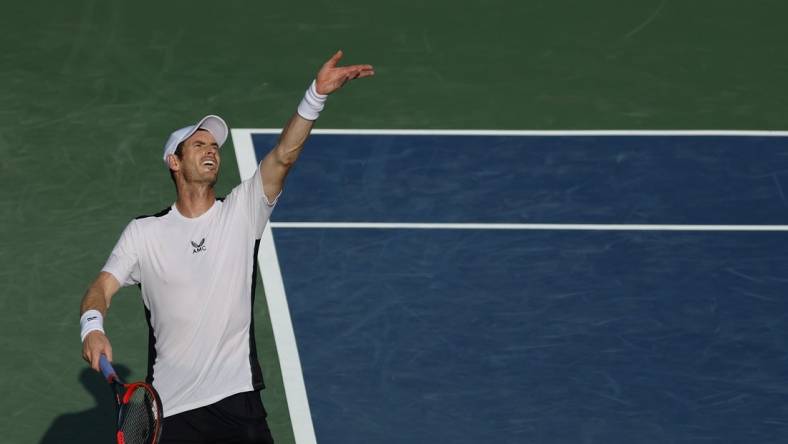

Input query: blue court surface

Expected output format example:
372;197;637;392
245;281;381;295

242;132;788;443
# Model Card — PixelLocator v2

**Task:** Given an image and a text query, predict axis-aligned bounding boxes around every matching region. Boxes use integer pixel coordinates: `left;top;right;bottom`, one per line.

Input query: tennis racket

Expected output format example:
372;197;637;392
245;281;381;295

99;355;164;444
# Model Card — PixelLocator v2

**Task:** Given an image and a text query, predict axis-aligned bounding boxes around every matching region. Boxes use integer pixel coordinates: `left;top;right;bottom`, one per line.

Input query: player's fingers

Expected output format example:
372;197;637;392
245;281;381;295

323;50;343;69
335;67;361;82
340;65;372;74
355;70;375;79
90;349;101;371
347;67;375;82
105;343;113;363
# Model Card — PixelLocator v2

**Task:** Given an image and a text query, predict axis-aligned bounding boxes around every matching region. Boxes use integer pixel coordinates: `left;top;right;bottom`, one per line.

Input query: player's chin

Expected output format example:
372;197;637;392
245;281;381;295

206;171;219;186
197;168;219;186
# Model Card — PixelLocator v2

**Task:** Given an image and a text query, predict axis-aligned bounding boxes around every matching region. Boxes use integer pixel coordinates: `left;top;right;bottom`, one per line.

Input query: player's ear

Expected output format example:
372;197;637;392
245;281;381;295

167;153;180;171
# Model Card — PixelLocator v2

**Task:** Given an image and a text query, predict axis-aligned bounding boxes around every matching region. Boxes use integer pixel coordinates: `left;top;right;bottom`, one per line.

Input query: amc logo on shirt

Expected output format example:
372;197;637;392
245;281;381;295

191;238;206;254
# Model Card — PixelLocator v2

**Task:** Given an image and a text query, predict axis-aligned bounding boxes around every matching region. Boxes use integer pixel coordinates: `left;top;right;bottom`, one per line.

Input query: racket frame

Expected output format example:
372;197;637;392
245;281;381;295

100;355;164;444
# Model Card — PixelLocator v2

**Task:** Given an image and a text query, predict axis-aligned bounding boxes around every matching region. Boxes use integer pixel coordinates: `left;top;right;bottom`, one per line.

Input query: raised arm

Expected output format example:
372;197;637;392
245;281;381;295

260;50;374;202
80;271;121;371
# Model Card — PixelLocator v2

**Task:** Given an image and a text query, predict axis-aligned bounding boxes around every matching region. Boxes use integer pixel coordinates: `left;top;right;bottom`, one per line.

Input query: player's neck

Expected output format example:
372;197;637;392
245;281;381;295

175;184;216;218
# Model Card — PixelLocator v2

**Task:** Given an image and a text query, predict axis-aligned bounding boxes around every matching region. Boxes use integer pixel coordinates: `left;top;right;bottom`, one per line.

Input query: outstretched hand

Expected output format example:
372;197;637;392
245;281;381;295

315;50;375;95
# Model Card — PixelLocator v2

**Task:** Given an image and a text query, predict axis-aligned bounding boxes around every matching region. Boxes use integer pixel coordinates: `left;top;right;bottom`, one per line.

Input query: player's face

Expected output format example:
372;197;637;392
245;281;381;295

179;129;221;186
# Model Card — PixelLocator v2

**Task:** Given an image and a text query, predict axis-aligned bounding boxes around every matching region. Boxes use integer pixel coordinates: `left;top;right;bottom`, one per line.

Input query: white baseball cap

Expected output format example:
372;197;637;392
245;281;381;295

162;115;229;166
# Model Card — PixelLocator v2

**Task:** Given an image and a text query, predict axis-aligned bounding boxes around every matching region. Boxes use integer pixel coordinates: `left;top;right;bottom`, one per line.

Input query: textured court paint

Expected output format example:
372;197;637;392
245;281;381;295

247;133;788;443
4;0;788;443
276;228;788;444
251;133;788;225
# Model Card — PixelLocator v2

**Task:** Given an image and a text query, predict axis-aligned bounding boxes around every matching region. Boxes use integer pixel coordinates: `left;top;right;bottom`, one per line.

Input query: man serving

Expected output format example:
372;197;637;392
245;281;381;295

79;51;374;443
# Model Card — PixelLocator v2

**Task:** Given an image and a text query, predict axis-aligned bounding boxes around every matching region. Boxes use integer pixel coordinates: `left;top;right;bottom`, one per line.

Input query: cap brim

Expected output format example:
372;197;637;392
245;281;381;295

194;115;228;148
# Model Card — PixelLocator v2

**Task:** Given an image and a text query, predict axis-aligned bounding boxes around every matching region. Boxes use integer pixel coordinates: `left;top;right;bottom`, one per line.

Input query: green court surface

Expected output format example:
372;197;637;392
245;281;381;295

1;1;787;442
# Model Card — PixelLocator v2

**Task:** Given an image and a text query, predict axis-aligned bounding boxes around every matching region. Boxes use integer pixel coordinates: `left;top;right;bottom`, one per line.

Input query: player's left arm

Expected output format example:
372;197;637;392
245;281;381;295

259;50;374;202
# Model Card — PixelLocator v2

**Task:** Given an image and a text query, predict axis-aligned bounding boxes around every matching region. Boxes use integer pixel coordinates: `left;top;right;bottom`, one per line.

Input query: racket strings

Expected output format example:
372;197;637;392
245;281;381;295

121;387;161;444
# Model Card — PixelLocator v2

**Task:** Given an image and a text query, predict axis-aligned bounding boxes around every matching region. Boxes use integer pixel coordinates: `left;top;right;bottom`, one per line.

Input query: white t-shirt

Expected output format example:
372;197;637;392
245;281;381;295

102;166;277;417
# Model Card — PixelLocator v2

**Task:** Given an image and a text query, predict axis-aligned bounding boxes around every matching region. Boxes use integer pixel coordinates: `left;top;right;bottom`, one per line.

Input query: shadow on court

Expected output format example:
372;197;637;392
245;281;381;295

39;364;131;444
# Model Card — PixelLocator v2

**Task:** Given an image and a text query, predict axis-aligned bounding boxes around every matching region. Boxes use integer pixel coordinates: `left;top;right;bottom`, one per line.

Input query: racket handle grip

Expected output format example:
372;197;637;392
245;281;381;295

99;354;117;382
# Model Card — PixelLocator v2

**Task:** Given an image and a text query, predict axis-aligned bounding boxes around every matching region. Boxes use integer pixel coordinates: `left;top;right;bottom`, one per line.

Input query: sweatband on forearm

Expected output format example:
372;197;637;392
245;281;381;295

297;80;328;121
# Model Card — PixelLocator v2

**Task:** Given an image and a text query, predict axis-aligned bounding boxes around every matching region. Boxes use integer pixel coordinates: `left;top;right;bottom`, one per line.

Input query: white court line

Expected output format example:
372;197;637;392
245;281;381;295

232;129;317;444
257;224;316;444
232;128;259;178
231;128;788;444
232;128;788;137
270;222;788;232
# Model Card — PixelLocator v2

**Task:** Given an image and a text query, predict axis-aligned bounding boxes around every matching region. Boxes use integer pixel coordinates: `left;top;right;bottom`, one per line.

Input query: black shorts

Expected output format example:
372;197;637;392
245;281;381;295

160;391;274;444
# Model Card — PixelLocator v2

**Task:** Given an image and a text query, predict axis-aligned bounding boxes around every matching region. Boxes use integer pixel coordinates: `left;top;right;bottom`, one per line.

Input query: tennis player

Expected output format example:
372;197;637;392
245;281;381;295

78;51;374;443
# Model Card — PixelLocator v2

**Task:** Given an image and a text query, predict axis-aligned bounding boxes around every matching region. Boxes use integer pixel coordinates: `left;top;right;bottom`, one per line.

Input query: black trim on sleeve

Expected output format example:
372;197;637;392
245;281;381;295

249;239;265;390
135;206;171;220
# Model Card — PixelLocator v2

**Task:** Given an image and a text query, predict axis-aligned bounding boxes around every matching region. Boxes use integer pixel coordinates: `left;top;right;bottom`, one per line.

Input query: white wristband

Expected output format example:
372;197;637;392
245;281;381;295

80;309;105;343
297;80;328;121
